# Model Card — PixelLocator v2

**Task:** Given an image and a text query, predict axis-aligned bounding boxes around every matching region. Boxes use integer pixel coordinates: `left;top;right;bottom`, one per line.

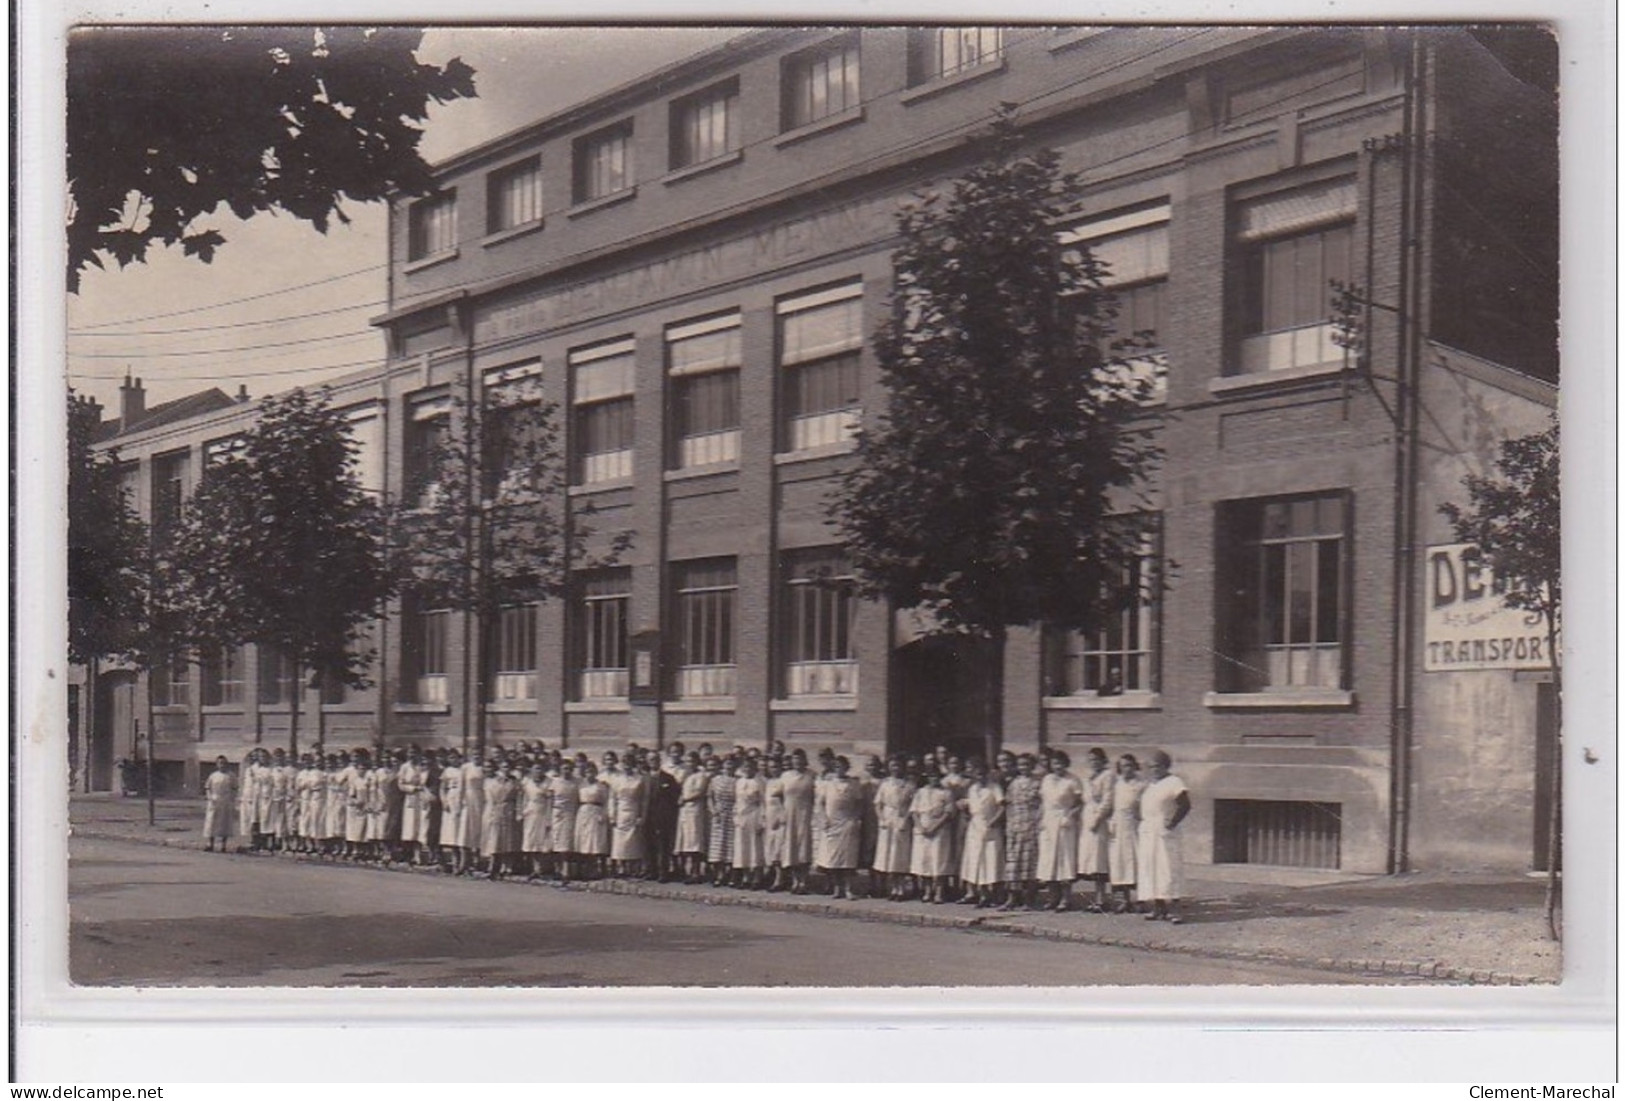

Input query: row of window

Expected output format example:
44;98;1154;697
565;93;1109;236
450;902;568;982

406;29;1010;260
151;487;1348;712
397;548;856;706
408;174;1352;492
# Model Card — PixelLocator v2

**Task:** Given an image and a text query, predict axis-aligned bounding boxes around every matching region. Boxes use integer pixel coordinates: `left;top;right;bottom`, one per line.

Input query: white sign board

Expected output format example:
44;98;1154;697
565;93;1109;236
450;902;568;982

1424;543;1552;671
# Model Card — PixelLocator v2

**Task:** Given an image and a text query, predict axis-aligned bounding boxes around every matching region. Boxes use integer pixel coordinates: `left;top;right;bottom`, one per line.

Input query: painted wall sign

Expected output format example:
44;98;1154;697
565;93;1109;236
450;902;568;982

476;194;897;342
1424;542;1552;671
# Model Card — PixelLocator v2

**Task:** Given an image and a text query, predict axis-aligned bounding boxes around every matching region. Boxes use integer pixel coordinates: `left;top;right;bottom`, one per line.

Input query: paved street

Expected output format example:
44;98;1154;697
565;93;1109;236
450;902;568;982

70;836;1389;987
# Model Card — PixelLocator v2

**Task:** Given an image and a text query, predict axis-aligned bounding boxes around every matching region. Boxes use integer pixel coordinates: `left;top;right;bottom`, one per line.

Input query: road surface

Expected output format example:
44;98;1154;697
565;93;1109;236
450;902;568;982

69;837;1390;987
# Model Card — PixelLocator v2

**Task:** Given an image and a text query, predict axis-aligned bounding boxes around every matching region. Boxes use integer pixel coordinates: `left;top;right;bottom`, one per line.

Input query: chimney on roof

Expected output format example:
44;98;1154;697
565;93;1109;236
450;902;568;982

236;384;250;403
118;373;145;430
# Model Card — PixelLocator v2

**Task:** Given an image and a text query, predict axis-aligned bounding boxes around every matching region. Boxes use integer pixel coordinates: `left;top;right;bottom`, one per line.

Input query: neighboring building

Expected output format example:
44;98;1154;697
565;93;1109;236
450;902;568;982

76;26;1558;875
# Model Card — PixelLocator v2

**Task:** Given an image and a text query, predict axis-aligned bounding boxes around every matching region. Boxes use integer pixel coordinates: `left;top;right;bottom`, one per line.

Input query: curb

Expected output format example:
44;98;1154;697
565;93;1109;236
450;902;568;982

70;826;1549;986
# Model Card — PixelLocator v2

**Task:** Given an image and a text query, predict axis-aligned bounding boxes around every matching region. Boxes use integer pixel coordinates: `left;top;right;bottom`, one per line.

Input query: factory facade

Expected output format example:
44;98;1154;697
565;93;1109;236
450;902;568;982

74;25;1558;875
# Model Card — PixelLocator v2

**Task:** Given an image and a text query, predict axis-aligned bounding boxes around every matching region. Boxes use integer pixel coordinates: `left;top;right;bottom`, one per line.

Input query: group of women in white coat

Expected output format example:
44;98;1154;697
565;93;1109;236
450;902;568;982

201;741;1192;920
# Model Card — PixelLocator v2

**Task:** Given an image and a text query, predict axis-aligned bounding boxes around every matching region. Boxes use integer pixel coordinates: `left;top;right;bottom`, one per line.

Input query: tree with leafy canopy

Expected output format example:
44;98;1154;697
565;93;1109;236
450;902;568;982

1440;419;1561;938
68;393;152;789
163;388;394;757
66;25;476;291
394;370;629;754
829;108;1163;752
68;392;150;667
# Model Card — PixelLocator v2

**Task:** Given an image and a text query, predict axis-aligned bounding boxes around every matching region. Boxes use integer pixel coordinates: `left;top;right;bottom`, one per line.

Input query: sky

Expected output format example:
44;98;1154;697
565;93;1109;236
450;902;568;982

64;26;740;415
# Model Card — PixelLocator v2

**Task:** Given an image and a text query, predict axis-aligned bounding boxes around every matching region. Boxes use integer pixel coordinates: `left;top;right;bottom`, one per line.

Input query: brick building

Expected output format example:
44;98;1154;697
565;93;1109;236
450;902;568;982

74;25;1558;875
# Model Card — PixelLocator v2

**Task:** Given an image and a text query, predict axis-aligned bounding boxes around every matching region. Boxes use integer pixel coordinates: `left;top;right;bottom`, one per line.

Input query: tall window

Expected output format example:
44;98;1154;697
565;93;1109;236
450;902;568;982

150;450;187;546
408;191;457;260
909;27;1004;84
672;558;737;699
778;282;863;453
1062;204;1170;400
343;407;385;496
570;340;636;484
402;604;450;705
668;313;741;469
150;651;190;707
671;80;739;170
482;365;545;499
783;36;860;130
201;646;245;707
780;549;857;697
487;156;543;233
1217;493;1348;692
1235;176;1356;374
257;643;298;706
1045;548;1158;697
574;122;634;203
575;569;630;700
404;394;450;507
491;603;537;702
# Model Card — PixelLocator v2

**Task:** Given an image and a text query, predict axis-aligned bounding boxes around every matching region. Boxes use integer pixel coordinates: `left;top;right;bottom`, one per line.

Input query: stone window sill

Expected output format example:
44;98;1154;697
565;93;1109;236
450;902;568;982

773;439;858;465
663;699;736;714
404;249;459;274
770;696;858;712
1043;692;1162;711
664;462;740;482
567;187;638;219
774;107;865;149
1208;360;1349;397
900;59;1007;105
395;703;452;715
1203;689;1355;710
481;221;545;249
568;477;635;497
663;150;744;186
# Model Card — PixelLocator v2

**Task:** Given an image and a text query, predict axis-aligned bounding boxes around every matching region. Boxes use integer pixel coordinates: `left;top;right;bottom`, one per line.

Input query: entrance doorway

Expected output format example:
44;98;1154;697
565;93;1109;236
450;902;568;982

889;634;1000;762
1532;681;1559;873
91;670;137;792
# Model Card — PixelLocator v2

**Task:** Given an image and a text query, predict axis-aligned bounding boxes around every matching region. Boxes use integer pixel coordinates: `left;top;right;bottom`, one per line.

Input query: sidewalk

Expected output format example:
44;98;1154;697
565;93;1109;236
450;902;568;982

67;793;1560;984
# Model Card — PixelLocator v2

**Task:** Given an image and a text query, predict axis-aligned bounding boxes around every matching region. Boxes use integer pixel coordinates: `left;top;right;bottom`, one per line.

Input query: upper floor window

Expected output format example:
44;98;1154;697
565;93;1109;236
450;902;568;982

777;282;863;453
403;394;451;508
1234;176;1356;375
570;339;636;485
150;651;190;708
408;191;457;261
668;312;742;469
342;406;385;496
257;643;298;707
783;35;860;130
670;80;740;171
1216;492;1348;693
487;155;543;234
909;27;1004;84
150;449;188;546
1063;203;1171;401
574;122;634;203
202;645;246;707
481;363;545;500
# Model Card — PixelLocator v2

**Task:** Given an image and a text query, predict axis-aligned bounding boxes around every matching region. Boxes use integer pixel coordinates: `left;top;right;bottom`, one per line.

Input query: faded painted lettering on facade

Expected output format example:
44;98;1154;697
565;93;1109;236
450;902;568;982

478;195;897;341
1424;542;1551;671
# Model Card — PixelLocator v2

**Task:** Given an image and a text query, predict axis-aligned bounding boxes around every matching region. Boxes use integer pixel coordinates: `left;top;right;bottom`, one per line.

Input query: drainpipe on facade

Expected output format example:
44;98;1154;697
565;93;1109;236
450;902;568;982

1388;32;1428;876
375;208;396;753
